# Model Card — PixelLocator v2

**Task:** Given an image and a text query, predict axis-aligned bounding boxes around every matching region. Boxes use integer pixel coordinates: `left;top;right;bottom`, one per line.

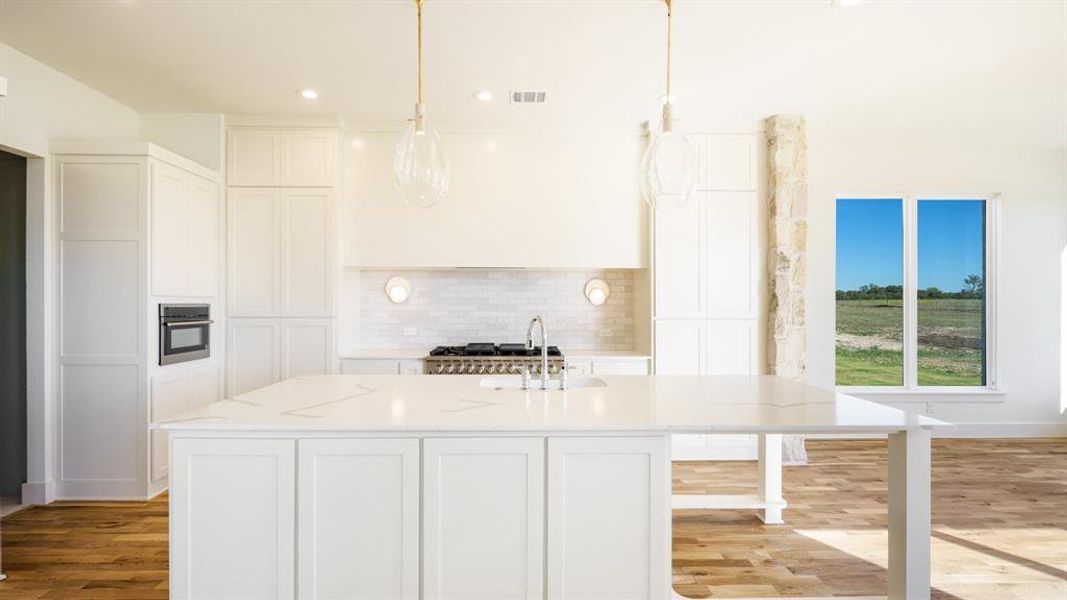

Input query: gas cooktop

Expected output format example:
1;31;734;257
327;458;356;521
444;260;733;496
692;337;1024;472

428;343;563;358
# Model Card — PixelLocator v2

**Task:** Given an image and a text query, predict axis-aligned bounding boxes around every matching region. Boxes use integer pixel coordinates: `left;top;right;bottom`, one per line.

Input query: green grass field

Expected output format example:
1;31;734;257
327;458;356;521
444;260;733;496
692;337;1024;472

836;298;984;386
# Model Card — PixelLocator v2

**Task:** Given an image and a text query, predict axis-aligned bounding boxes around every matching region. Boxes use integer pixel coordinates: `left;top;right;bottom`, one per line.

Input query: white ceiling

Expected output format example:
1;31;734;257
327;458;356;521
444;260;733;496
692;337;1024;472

1;0;1064;145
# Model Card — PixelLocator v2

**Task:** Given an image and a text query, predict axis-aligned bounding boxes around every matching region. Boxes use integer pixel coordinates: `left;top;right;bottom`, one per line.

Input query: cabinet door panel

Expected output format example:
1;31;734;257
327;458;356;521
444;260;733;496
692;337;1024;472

423;438;544;600
547;437;669;599
705;191;757;317
298;439;418;600
705;134;757;191
228;319;278;395
187;363;220;409
171;438;295;599
150;372;188;481
281;130;336;187
229;189;279;314
228;129;280;186
281;190;332;315
150;162;188;295
186;175;219;296
280;319;333;379
705;320;758;375
653;195;703;318
654;320;705;375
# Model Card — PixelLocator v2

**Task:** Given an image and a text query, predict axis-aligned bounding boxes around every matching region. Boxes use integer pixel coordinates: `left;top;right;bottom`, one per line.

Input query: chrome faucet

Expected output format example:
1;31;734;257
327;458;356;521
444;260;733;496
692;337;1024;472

524;316;549;390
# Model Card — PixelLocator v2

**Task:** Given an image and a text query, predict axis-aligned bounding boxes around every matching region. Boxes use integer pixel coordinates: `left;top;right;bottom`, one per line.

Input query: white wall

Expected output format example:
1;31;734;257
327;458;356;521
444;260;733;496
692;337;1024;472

140;113;225;171
0;42;141;503
806;134;1067;436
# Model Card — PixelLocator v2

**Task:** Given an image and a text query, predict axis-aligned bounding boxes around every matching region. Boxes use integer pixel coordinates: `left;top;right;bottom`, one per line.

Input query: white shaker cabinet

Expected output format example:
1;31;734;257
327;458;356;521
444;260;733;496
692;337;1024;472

228;129;281;186
150;363;220;482
546;437;669;600
53;142;220;500
227;318;334;396
228;188;279;314
169;434;673;600
653;320;706;375
279;318;334;379
150;161;219;297
280;189;333;315
422;438;545;600
653;194;704;319
280;129;338;187
227;319;279;396
170;438;296;599
228;188;333;317
228;129;337;188
297;439;419;600
653;135;761;461
654;190;758;321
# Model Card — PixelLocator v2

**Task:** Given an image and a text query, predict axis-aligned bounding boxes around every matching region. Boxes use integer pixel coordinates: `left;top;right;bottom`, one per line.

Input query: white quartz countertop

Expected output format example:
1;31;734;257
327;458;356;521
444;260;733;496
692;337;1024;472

157;375;948;434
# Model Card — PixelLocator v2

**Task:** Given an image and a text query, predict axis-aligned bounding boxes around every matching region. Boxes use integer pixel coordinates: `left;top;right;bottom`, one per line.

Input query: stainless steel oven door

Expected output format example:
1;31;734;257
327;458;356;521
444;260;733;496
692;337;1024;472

160;319;211;365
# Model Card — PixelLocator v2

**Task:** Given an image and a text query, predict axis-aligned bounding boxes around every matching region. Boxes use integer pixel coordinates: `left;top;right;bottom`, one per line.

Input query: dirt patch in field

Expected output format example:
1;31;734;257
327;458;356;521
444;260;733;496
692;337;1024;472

836;333;902;352
917;331;983;351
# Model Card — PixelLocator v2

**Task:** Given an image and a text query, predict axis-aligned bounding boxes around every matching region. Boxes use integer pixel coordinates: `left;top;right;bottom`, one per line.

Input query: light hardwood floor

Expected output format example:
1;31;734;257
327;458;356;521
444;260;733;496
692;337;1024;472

0;439;1064;599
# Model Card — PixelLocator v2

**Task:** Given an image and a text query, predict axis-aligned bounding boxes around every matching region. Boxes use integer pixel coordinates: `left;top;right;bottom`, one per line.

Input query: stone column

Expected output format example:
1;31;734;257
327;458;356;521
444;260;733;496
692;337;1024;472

766;114;808;465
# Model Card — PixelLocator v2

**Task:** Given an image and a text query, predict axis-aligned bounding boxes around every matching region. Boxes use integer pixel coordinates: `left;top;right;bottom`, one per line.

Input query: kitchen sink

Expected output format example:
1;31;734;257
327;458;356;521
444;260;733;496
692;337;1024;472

478;376;607;390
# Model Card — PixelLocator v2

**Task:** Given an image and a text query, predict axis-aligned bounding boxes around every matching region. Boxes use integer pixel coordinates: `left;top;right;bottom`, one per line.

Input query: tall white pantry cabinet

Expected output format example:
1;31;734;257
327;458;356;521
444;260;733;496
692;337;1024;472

226;128;339;396
52;142;222;499
653;134;764;460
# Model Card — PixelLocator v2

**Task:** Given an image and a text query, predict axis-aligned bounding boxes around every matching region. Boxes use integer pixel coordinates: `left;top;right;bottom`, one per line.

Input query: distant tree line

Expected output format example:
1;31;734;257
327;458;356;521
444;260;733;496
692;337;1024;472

836;275;983;300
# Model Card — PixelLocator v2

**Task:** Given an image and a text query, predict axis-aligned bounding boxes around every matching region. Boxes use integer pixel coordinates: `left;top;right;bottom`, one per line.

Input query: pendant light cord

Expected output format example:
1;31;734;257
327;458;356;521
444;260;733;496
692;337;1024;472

665;0;672;100
416;0;424;105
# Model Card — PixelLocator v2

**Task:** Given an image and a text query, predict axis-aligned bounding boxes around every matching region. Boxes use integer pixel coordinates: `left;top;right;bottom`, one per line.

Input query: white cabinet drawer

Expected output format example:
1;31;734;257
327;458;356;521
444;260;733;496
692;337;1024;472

563;360;593;376
340;359;400;375
591;358;650;375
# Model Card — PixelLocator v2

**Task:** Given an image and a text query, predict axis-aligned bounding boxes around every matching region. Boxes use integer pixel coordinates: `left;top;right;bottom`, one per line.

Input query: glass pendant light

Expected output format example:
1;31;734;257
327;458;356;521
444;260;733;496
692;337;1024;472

642;0;697;212
393;0;450;209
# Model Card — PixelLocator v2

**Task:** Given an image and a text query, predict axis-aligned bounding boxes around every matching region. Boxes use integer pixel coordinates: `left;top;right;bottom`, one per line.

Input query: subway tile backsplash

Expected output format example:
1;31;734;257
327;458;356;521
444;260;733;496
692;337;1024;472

354;270;635;351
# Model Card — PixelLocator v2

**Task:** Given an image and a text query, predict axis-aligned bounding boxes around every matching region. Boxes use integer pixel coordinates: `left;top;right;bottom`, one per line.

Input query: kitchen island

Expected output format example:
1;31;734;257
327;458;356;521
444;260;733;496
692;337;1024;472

158;374;945;600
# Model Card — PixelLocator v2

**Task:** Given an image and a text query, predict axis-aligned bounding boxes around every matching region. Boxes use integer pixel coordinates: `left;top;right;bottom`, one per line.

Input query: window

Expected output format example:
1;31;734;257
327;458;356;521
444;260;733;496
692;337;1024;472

836;195;996;389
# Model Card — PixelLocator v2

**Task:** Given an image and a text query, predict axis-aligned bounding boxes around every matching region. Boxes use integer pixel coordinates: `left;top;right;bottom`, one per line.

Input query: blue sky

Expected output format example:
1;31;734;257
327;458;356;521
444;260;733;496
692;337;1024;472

836;199;985;292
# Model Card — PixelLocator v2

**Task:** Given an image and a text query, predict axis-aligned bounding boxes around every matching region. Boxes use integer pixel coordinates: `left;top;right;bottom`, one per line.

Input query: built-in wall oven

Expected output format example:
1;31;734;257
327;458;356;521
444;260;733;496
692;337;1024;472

159;304;212;365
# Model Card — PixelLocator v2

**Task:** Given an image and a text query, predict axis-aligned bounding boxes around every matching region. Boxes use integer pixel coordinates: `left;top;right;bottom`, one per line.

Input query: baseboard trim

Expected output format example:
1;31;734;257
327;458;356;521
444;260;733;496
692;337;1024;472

21;480;54;505
53;480;149;501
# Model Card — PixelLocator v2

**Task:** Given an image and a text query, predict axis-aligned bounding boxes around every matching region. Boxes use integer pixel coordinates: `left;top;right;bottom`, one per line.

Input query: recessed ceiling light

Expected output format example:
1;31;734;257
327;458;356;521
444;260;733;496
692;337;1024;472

473;90;493;102
297;88;319;100
832;0;861;6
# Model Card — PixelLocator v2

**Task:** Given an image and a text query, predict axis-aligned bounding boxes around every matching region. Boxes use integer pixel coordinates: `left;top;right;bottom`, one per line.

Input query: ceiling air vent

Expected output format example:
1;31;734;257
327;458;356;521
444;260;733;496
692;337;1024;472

511;91;547;104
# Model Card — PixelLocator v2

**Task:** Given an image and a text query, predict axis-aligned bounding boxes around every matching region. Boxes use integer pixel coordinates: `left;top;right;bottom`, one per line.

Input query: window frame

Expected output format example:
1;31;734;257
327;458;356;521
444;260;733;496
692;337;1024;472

834;193;1001;398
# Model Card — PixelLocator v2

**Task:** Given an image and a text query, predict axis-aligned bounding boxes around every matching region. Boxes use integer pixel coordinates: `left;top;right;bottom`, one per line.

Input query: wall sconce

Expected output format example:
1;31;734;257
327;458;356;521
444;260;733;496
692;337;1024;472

584;279;610;306
385;276;412;304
